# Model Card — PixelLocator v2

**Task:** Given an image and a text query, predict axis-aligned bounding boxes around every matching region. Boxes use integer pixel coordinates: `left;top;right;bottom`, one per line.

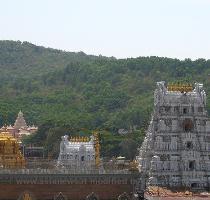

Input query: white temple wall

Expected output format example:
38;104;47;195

57;135;96;170
206;121;210;131
172;120;178;131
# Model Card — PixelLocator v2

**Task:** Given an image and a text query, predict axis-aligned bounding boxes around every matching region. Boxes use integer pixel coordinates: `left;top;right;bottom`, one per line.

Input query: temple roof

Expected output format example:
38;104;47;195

14;110;27;130
0;128;25;168
0;130;14;140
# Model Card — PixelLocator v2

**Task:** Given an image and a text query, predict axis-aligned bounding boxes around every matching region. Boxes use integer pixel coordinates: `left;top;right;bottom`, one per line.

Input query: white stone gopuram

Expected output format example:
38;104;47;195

137;81;210;189
57;134;100;171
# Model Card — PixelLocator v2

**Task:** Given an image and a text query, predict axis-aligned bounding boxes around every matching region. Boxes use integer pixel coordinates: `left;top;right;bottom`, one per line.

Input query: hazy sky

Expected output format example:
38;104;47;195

0;0;210;59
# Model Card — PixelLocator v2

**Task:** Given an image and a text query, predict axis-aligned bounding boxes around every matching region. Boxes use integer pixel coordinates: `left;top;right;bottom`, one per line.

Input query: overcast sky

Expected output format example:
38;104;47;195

0;0;210;59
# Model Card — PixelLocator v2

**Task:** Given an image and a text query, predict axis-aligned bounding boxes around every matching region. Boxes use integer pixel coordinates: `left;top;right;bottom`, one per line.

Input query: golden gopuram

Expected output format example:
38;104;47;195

0;128;25;168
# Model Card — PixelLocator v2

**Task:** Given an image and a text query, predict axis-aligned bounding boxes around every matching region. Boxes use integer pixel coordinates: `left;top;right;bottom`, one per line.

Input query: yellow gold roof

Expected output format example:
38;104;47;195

167;83;193;93
69;136;90;142
0;128;25;168
0;131;15;139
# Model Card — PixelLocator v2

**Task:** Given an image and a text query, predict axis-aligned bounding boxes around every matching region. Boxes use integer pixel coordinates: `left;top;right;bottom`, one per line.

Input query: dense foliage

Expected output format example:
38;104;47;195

1;40;210;159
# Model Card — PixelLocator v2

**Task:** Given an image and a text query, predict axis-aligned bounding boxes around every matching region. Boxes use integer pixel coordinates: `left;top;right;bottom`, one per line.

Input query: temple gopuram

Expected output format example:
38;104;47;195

1;111;38;140
137;81;210;190
0;128;25;168
3;81;210;199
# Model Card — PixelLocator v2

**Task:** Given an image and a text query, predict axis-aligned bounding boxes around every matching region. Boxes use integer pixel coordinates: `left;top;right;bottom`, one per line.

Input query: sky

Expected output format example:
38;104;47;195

0;0;210;59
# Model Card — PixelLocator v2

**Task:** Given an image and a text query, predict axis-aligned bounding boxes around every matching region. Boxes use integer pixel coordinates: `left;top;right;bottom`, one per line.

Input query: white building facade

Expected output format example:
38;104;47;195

137;81;210;189
57;135;96;170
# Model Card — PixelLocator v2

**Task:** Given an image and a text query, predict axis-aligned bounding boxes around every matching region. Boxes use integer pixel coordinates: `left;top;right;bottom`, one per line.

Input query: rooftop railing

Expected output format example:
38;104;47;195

0;168;133;175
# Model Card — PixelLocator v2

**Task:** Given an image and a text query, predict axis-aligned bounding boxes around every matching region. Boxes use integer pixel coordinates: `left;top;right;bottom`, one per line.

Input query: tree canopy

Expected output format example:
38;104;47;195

1;40;210;159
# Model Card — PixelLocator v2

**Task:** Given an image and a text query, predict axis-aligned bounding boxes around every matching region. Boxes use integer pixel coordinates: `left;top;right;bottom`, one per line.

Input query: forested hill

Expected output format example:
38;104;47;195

1;40;210;158
0;40;105;79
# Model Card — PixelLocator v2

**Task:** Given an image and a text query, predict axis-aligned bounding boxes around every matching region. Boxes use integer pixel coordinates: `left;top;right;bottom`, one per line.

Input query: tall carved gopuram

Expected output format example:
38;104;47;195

0;128;25;168
137;81;210;189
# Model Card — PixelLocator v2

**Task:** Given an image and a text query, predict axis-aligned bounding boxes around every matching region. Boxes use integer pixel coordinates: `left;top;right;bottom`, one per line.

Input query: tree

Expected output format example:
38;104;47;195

119;139;138;160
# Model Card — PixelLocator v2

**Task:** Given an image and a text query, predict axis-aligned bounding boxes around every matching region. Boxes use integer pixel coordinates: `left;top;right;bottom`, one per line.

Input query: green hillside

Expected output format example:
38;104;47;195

1;40;210;158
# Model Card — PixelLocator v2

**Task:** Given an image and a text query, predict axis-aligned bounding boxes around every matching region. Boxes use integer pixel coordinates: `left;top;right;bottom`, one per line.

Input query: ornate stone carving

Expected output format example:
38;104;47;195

86;192;99;200
117;192;130;200
18;191;35;200
137;82;210;189
54;192;67;200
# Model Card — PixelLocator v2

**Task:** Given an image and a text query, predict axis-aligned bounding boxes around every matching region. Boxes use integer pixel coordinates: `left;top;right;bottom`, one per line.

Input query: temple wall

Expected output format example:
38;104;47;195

0;184;133;200
0;173;141;200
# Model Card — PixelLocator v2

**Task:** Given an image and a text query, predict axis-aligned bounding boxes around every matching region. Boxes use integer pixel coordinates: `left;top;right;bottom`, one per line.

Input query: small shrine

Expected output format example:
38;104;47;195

57;132;100;170
0;128;25;168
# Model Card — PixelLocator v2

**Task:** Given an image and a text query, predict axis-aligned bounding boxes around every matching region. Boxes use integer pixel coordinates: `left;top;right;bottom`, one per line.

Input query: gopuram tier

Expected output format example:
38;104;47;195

137;81;210;189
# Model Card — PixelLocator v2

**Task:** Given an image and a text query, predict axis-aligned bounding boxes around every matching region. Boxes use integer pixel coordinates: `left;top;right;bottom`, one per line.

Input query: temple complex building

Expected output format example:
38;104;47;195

137;81;210;189
57;132;100;170
0;128;25;168
2;111;38;140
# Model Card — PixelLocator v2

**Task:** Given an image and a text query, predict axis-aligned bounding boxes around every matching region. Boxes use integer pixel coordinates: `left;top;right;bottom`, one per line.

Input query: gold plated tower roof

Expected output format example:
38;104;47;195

0;128;25;168
167;83;193;93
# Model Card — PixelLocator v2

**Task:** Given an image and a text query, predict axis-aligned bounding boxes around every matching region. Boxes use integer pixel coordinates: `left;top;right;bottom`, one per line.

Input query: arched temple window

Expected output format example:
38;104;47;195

81;156;85;161
54;192;67;200
183;119;193;132
186;141;193;149
191;183;197;188
18;191;35;200
183;108;187;114
189;160;196;170
86;192;99;200
198;107;203;112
